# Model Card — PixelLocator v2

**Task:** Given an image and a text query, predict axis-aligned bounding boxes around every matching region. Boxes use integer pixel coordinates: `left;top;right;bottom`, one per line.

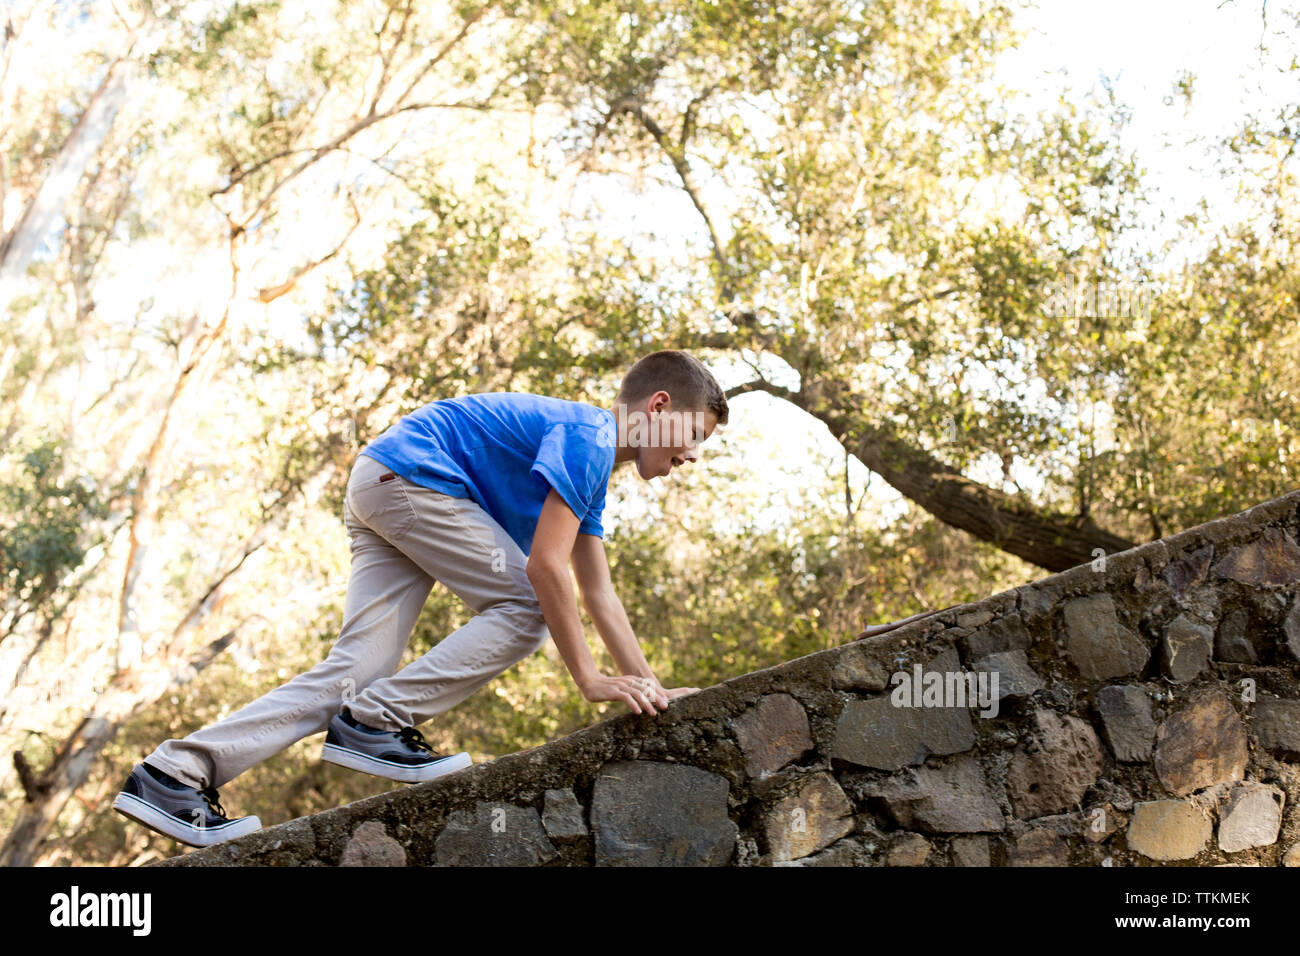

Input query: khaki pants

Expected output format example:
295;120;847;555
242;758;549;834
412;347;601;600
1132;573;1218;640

145;453;550;791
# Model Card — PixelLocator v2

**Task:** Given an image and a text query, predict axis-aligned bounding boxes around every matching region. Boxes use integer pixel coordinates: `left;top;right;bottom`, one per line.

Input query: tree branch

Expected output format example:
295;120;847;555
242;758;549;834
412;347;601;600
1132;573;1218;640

724;378;797;402
628;104;730;279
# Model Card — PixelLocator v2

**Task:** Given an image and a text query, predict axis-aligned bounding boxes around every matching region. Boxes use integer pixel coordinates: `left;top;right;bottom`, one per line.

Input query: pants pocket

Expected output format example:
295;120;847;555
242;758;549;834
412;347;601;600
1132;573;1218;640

347;469;417;539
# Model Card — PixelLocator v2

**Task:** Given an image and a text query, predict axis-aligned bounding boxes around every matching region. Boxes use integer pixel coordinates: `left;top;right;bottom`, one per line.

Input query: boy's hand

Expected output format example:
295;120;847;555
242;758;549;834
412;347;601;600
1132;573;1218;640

644;676;701;701
662;686;702;699
578;673;669;715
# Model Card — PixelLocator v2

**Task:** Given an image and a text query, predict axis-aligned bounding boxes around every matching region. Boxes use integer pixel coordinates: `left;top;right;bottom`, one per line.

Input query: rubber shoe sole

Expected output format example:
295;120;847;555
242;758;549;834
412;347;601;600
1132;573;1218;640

112;791;262;848
320;741;472;784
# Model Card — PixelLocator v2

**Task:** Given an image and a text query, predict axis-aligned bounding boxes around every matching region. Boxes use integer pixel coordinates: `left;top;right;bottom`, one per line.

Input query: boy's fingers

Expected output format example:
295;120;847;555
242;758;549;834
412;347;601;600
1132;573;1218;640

614;677;661;715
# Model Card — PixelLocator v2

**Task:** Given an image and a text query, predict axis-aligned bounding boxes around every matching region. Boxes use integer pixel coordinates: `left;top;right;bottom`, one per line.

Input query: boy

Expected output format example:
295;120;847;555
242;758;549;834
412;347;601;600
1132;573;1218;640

112;349;729;847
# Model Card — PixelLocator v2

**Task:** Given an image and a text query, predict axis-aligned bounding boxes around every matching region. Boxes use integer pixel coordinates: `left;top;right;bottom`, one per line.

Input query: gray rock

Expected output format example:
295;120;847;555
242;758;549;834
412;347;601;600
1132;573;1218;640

1217;782;1284;853
1096;684;1156;762
1006;709;1104;818
1082;804;1125;843
1254;694;1300;755
1063;593;1151;680
865;754;1005;833
887;832;930;866
1161;546;1213;598
969;649;1043;701
1284;600;1300;664
956;609;995;630
1213;526;1300;587
1018;584;1057;627
833;696;926;769
1159;548;1222;618
435;802;558;866
1215;608;1259;664
763;772;854;862
1161;613;1213;682
1154;688;1248;796
1127;800;1211;861
1025;810;1087;839
1007;829;1070;866
542;788;587;844
591;761;738;866
961;614;1032;662
950;834;991;867
730;693;813;778
831;645;890;692
782;838;861;867
339;821;406;867
831;647;975;770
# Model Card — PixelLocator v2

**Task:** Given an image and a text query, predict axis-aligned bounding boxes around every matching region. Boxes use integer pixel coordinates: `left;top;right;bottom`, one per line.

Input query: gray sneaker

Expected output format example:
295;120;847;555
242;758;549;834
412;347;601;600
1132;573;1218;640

112;762;262;847
321;707;472;783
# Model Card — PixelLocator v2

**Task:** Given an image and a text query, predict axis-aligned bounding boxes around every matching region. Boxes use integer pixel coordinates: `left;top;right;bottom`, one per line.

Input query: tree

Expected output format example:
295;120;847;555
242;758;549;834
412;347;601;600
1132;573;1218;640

1;0;529;866
476;0;1154;571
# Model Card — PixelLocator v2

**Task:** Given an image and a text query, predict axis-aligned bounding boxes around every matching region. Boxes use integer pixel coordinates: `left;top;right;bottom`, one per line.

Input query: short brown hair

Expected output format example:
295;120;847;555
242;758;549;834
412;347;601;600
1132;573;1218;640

614;350;729;425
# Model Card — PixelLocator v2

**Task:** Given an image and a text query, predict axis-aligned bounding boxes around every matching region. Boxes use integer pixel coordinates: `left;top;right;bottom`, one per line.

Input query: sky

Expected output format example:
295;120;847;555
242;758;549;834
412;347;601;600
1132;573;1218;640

1002;0;1296;256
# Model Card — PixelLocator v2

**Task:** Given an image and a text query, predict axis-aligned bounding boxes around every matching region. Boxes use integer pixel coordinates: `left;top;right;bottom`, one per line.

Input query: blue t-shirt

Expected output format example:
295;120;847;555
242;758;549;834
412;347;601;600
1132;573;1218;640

359;392;617;556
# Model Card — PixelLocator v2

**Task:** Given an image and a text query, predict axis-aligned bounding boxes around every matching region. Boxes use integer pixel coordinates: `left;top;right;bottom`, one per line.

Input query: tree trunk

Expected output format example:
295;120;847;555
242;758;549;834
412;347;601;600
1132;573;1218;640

0;57;131;285
794;377;1137;572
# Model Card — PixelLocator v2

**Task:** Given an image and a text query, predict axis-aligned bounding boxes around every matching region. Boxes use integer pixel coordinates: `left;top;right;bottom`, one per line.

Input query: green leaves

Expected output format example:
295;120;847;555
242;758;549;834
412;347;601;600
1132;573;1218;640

0;440;110;628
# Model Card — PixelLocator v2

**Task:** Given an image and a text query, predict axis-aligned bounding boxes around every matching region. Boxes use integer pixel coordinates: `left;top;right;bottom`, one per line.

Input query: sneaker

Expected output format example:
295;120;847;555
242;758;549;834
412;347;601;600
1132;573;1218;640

112;762;262;848
320;707;472;784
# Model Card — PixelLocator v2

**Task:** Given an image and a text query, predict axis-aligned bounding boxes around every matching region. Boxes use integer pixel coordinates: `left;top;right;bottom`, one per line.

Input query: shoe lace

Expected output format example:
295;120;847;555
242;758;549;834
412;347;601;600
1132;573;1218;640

398;726;440;757
198;786;229;820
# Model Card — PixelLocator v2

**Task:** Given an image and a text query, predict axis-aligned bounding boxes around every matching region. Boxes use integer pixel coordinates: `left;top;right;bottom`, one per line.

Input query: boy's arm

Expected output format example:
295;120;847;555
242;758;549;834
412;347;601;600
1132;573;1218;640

570;533;658;680
571;535;700;699
528;488;664;714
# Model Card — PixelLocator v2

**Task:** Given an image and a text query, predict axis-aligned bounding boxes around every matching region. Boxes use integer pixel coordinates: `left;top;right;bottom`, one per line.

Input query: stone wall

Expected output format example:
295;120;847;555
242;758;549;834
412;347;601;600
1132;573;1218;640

156;489;1300;867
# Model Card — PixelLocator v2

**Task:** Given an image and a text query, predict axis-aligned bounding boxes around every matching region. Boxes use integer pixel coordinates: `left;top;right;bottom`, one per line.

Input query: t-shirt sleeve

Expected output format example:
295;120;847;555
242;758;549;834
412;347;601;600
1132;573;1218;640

530;422;614;536
578;470;609;538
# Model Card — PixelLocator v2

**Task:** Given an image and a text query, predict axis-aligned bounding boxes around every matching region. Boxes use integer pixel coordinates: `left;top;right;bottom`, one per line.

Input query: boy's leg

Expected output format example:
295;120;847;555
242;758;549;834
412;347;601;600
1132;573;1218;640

345;479;552;732
143;455;435;791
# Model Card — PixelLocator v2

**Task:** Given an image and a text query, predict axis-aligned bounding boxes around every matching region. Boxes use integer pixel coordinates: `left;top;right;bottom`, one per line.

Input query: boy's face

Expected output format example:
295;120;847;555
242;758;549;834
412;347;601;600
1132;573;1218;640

632;394;720;480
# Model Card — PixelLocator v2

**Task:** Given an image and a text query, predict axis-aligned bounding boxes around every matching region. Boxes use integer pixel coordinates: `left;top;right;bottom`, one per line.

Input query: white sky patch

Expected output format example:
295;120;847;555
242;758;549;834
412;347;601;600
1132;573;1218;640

996;0;1298;261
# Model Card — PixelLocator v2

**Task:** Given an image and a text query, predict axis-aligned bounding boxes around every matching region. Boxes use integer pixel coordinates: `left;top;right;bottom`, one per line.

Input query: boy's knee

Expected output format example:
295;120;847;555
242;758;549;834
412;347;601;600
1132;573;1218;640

506;598;550;652
525;617;550;653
